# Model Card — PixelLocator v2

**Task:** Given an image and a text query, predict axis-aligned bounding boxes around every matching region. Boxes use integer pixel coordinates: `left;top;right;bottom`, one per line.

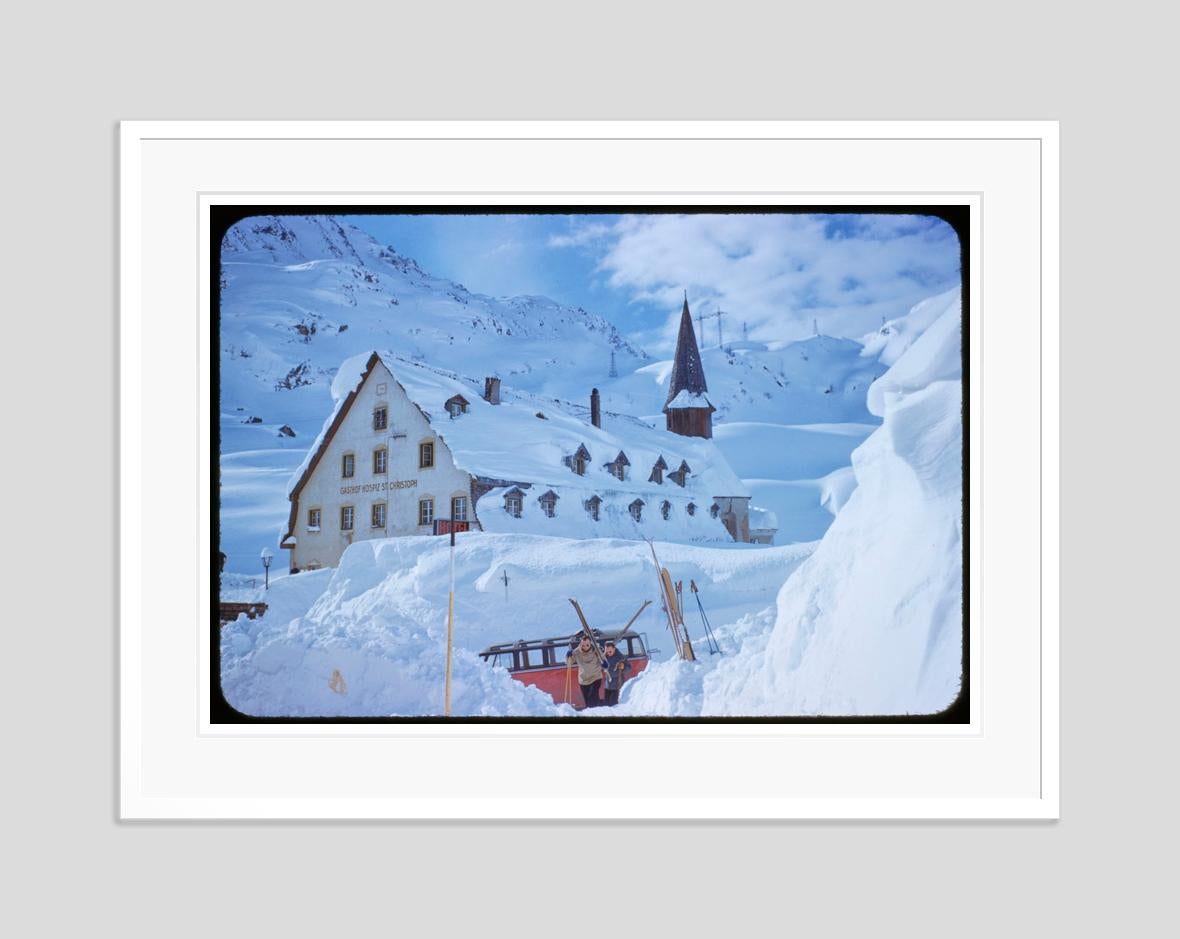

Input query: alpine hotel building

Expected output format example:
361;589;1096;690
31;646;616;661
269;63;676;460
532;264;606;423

280;298;775;572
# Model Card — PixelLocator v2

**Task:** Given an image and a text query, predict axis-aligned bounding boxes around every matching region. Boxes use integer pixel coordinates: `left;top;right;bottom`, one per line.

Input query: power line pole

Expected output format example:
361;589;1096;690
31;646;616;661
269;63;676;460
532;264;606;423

608;348;618;378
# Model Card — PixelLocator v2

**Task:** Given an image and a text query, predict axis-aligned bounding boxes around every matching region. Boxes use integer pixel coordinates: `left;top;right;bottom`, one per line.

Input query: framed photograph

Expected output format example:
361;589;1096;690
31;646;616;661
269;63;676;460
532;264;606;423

120;121;1058;818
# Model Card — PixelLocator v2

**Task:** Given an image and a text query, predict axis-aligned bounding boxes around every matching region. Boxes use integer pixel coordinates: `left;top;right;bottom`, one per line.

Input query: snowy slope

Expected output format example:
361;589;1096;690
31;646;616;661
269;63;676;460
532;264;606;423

220;214;647;451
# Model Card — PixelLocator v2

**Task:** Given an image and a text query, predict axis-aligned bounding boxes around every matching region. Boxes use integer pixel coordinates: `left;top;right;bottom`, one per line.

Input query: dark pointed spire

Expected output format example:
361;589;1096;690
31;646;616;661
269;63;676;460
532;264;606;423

665;295;709;407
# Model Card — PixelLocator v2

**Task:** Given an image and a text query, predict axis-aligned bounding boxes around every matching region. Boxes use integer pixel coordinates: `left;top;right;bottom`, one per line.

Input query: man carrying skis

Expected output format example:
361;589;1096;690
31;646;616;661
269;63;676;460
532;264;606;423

566;634;604;709
600;639;629;707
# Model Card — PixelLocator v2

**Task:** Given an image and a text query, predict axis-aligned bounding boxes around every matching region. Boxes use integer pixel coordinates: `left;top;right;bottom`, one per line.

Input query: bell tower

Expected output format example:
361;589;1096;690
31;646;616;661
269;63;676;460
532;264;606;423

663;294;716;438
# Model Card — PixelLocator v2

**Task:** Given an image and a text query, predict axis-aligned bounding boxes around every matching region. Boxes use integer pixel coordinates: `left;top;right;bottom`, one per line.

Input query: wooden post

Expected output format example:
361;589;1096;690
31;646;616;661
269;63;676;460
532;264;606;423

444;525;456;716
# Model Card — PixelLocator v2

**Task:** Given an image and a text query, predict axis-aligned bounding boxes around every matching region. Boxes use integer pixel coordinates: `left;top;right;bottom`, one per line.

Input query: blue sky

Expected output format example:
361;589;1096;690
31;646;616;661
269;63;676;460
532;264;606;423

345;212;960;354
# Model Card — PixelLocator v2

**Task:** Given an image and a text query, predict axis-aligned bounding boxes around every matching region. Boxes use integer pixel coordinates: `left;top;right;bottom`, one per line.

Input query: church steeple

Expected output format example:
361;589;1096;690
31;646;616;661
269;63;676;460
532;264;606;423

663;294;716;438
666;295;708;404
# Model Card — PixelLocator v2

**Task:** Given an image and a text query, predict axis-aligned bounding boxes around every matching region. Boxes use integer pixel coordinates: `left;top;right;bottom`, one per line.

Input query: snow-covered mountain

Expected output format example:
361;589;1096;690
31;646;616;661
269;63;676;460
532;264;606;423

217;214;920;565
219;214;648;454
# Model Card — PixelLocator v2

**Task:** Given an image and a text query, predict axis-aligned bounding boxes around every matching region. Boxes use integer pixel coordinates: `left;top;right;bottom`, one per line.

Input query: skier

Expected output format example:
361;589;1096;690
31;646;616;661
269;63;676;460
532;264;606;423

566;634;604;708
600;639;629;706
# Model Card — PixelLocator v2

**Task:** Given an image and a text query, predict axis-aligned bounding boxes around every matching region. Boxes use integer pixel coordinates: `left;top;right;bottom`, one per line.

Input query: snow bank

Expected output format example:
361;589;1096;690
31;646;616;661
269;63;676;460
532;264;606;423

220;531;814;717
716;290;962;714
620;288;964;716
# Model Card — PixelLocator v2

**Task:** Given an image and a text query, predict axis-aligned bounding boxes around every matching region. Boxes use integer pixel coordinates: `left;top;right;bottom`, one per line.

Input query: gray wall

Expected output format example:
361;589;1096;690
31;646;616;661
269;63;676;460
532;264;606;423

5;2;1173;935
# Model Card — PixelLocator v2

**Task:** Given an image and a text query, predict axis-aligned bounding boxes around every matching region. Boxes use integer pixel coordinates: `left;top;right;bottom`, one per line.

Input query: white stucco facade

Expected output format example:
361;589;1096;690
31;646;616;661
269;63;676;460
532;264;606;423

283;359;476;571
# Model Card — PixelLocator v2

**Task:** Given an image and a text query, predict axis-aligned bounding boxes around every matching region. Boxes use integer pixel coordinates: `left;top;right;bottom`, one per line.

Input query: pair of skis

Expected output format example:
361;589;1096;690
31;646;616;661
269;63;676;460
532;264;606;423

567;597;652;660
646;539;696;661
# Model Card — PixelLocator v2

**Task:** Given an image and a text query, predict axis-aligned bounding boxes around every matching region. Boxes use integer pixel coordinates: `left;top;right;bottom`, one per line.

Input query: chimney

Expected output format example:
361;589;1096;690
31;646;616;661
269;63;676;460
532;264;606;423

484;377;501;405
590;388;601;428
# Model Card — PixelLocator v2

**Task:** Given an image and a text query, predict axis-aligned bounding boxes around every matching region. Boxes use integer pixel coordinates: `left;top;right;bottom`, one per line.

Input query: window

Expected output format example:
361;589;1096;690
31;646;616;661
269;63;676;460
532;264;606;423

650;457;667;485
340;505;354;531
710;503;720;519
418;498;434;526
574;458;586;476
419;440;435;468
539;492;557;518
686;502;696;517
661;500;671;520
371;502;386;528
447;401;461;418
451;496;467;521
629;500;643;522
505;493;522;518
373;447;388;474
585;497;600;521
608;462;625;481
373;406;388;431
341;453;355;478
307;507;321;529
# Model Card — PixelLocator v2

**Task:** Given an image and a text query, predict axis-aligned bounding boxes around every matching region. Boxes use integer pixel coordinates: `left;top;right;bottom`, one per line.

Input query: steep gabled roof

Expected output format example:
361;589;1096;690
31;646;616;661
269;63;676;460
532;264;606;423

653;455;668;470
282;351;383;542
664;296;709;409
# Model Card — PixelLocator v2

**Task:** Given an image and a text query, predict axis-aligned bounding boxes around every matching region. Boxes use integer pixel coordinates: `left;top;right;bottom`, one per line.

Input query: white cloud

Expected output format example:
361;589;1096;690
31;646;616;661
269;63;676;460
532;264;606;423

552;213;961;350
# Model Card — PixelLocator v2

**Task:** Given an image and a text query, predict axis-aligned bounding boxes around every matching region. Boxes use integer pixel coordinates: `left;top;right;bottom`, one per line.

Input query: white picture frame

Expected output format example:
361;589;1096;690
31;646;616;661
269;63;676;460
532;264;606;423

120;121;1058;819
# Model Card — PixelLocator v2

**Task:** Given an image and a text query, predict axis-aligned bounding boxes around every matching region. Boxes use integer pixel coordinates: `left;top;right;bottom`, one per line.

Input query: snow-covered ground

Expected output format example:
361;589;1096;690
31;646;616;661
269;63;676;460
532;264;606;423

221;533;814;717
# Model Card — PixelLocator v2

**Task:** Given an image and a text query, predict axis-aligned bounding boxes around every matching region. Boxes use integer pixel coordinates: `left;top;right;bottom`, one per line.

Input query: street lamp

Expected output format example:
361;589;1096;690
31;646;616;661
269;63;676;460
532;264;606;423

260;546;274;590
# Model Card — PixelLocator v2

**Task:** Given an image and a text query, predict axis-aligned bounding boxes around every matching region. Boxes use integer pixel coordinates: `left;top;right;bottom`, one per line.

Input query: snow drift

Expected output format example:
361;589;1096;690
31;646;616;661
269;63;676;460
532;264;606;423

622;287;964;715
220;532;814;717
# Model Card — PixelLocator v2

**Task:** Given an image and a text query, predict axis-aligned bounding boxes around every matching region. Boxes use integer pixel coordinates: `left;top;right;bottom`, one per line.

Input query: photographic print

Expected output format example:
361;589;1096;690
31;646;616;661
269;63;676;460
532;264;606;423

214;207;966;722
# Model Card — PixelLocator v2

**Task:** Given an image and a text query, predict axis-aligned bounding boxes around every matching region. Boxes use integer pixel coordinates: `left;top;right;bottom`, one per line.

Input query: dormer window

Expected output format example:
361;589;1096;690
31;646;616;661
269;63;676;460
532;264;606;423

660;500;671;520
445;394;470;419
629;499;644;522
504;487;524;518
584;495;601;521
538;490;559;518
605;450;630;481
710;503;720;519
649;455;668;485
668;460;692;487
686;502;696;516
568;443;591;476
373;406;388;431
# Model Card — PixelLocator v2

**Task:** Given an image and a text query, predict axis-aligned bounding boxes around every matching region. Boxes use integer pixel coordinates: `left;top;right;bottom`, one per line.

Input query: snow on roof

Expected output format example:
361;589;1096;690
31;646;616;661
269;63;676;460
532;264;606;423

749;506;779;531
293;350;748;504
664;389;715;410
